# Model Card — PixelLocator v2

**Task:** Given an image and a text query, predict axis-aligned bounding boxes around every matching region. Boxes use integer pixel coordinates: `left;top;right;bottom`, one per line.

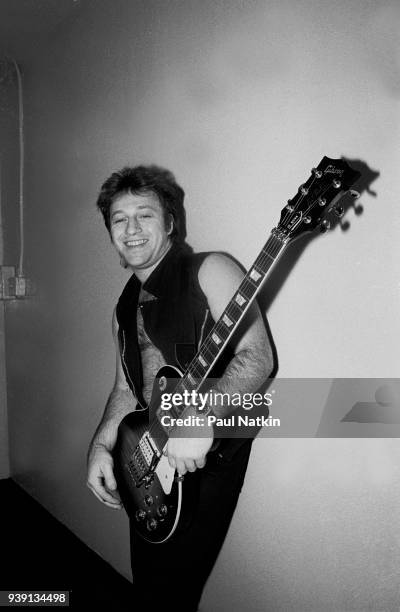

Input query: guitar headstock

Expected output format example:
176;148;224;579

276;157;360;242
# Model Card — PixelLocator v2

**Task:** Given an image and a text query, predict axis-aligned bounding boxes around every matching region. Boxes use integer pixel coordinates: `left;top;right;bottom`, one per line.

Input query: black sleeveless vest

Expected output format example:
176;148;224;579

116;243;234;407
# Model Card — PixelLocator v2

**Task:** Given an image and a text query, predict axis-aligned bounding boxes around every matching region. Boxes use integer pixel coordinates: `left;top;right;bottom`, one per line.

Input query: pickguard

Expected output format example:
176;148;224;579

155;453;175;494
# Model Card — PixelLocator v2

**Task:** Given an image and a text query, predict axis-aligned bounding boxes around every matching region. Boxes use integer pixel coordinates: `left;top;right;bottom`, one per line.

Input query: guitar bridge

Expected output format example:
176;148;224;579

126;432;161;487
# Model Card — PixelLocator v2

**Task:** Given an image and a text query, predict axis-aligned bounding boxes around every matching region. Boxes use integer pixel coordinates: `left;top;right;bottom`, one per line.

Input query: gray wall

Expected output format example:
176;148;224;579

3;1;400;610
0;63;19;479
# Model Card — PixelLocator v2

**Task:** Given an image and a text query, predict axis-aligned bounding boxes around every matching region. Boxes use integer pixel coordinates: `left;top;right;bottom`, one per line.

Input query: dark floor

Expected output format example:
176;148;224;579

1;478;134;609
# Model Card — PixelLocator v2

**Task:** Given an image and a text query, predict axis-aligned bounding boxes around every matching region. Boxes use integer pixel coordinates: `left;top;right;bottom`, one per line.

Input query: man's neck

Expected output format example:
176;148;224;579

131;241;173;284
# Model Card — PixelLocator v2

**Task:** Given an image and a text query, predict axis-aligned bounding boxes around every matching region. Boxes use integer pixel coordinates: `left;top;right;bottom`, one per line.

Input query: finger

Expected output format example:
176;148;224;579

185;459;197;473
88;474;121;505
87;481;122;508
175;459;187;475
102;463;117;491
167;453;177;469
106;487;121;503
194;456;206;469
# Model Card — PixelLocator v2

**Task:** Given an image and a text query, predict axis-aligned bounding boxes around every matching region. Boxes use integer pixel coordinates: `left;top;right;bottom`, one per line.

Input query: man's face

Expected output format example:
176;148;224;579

109;192;172;280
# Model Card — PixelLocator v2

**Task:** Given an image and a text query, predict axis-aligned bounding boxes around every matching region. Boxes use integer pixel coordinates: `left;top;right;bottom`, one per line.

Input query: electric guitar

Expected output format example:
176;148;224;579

113;156;360;543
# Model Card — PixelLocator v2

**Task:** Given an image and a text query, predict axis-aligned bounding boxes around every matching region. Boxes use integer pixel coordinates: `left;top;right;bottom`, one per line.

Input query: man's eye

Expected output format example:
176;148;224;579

112;218;125;224
139;214;152;219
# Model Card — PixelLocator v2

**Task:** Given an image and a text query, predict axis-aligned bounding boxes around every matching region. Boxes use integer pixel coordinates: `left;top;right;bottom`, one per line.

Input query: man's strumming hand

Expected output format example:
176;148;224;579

166;406;214;475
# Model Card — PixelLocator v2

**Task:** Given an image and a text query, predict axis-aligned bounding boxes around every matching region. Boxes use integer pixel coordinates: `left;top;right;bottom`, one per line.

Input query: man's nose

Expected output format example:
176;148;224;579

126;216;142;234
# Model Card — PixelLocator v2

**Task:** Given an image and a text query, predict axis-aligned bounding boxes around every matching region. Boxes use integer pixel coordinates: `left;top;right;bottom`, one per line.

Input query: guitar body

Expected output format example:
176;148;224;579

113;365;198;543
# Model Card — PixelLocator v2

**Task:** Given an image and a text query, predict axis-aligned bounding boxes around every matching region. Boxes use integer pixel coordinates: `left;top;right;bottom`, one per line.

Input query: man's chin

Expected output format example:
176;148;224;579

125;257;150;270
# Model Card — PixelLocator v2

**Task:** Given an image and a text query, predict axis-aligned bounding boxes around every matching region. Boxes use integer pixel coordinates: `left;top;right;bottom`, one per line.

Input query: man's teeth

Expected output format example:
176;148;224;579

125;239;147;246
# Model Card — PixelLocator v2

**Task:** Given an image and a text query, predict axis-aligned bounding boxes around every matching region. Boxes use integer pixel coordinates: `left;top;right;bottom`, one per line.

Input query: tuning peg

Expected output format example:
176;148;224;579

350;190;361;199
312;168;323;178
334;205;344;218
320;219;331;233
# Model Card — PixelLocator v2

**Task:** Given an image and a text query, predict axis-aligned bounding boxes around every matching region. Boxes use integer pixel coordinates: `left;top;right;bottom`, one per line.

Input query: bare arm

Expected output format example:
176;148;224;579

167;253;273;474
198;253;273;417
86;308;137;508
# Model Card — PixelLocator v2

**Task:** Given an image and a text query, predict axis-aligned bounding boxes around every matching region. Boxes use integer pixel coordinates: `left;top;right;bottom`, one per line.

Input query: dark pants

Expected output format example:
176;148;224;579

130;439;253;611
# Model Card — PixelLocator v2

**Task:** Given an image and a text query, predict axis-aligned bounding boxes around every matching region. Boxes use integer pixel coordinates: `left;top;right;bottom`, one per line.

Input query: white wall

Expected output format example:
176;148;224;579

3;1;400;610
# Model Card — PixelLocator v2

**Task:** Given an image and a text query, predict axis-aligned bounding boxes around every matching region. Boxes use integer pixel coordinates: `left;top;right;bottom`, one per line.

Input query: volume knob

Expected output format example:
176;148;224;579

135;509;146;522
144;495;154;506
157;504;168;517
146;518;158;531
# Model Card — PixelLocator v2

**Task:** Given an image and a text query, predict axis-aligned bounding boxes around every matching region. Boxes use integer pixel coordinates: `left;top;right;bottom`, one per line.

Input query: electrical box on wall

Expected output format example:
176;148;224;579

0;265;34;300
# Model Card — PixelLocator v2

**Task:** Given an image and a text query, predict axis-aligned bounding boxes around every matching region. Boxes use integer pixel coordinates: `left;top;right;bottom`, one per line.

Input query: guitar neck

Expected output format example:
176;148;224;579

170;229;287;417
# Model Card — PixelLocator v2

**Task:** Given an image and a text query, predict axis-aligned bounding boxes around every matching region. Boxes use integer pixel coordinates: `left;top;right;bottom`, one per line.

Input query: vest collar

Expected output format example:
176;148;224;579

142;242;183;298
122;242;187;300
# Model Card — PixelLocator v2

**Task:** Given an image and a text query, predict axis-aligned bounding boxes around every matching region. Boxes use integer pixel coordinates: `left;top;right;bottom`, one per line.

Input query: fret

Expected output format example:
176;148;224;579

249;267;262;283
180;379;189;393
234;293;247;307
188;362;205;379
260;248;275;261
222;313;234;328
240;280;257;300
198;354;208;367
225;302;244;321
176;379;193;399
201;343;217;361
253;256;275;276
212;327;229;349
211;332;222;346
187;372;196;386
246;276;260;290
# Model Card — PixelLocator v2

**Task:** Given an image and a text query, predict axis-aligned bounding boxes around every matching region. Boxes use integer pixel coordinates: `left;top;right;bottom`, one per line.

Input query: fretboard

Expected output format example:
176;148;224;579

167;229;287;420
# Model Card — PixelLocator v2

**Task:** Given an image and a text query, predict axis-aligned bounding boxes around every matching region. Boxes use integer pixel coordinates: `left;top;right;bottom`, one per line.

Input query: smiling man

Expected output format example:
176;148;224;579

87;165;274;611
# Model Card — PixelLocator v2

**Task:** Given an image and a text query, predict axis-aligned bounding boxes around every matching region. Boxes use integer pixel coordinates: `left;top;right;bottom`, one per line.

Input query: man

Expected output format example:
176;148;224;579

87;165;274;611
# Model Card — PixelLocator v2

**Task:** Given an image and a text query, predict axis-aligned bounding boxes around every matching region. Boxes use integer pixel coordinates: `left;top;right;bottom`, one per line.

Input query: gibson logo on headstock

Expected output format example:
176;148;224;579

324;165;344;175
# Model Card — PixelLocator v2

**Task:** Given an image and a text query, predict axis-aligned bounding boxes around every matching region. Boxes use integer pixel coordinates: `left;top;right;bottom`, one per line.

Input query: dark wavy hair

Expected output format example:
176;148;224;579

96;165;187;243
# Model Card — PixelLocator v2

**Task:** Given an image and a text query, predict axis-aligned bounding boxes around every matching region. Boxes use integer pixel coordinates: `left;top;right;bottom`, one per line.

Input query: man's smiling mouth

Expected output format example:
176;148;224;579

124;239;148;247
